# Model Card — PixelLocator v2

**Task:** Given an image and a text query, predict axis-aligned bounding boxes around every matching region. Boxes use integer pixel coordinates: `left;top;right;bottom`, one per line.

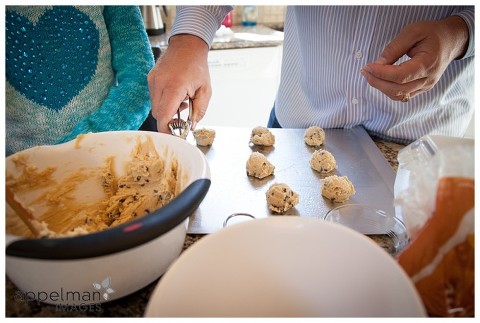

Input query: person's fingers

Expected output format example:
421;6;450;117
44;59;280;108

178;100;189;112
155;87;189;134
408;88;425;98
360;68;427;101
147;65;163;121
190;86;212;130
374;23;421;65
364;53;431;83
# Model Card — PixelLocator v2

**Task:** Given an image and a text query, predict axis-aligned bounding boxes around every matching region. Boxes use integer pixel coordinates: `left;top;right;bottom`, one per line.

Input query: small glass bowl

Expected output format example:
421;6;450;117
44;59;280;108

324;204;408;256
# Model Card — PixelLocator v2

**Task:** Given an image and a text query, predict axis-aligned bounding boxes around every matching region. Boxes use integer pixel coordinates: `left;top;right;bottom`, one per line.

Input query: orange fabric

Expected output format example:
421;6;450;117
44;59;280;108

398;177;474;317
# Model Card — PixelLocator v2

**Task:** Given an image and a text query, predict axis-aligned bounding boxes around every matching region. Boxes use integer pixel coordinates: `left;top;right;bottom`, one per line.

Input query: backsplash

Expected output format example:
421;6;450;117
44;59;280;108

162;6;286;31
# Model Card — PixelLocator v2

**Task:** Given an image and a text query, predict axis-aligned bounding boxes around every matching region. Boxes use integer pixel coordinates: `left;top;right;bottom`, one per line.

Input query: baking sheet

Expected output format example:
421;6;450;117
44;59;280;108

186;126;395;234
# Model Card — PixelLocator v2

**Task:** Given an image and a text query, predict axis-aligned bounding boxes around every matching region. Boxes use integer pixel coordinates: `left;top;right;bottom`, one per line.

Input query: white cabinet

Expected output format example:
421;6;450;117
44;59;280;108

200;46;283;128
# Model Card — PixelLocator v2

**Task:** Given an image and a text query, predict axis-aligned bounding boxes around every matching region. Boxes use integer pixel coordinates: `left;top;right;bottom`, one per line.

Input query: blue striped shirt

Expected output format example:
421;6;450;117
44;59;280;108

171;6;474;143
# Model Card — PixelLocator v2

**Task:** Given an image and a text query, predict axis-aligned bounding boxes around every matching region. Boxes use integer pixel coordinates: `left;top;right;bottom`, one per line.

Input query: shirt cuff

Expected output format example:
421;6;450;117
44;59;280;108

453;8;474;59
169;6;234;48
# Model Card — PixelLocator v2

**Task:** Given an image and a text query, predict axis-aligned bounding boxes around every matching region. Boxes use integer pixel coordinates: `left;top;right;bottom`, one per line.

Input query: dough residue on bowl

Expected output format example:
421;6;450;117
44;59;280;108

6;136;182;238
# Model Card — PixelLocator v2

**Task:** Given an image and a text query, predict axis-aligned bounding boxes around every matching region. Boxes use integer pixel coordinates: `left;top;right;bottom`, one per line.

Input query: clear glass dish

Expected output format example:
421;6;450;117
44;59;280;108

324;204;408;256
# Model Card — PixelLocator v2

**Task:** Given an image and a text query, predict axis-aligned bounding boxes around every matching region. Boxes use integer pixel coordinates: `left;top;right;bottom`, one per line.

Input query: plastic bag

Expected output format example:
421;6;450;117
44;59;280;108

394;135;474;317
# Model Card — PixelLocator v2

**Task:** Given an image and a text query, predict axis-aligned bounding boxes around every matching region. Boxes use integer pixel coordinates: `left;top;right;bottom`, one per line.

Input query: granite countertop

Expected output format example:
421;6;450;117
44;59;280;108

149;24;284;52
5;137;405;317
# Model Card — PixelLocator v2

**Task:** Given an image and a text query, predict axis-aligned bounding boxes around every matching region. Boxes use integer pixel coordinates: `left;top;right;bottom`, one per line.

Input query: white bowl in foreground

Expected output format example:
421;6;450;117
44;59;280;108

145;217;425;317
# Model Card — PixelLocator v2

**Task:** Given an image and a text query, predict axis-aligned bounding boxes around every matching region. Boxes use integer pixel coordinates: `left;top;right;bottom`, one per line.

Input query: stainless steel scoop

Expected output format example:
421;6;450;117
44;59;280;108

168;98;192;140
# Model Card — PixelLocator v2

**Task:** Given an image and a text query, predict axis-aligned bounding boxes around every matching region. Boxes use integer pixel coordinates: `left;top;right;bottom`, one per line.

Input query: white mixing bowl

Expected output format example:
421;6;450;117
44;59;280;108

6;131;210;305
145;217;426;317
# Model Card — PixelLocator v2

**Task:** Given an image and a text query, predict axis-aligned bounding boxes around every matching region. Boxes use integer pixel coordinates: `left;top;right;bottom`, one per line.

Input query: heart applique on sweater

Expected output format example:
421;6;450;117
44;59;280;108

6;7;99;111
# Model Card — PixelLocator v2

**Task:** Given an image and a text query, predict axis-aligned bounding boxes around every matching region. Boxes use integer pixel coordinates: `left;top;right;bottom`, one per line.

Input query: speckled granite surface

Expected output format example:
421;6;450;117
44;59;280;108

5;138;405;318
5;234;205;318
371;137;406;172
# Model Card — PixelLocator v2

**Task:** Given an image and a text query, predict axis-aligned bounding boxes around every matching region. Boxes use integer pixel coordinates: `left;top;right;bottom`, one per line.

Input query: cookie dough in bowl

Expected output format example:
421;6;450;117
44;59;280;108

321;175;355;203
266;183;299;214
250;126;275;146
6;137;179;238
5;131;211;305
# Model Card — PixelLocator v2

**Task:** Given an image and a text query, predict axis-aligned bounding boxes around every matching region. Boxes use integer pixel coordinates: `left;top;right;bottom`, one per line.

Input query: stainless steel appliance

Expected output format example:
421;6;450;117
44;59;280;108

140;5;167;35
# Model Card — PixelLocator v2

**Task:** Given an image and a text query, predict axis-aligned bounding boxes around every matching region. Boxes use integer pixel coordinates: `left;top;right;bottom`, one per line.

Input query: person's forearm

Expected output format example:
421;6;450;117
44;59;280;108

168;34;209;57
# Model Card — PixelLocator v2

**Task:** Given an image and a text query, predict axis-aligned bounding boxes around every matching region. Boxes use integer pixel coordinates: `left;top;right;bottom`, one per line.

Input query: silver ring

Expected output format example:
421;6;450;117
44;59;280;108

223;213;256;228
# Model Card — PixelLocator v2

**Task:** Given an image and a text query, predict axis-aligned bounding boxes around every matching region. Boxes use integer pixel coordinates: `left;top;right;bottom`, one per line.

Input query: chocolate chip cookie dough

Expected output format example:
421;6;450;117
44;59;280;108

321;175;355;203
310;149;337;173
250;126;275;146
304;126;325;146
193;128;216;146
6;136;181;238
266;183;299;214
246;152;275;179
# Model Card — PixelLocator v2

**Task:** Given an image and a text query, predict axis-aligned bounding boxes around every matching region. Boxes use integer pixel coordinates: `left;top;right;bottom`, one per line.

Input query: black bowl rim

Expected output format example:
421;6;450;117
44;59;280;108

6;179;211;260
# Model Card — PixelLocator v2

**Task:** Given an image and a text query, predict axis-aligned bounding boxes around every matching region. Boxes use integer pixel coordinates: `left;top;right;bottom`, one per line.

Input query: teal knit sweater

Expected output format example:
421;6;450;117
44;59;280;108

6;6;154;156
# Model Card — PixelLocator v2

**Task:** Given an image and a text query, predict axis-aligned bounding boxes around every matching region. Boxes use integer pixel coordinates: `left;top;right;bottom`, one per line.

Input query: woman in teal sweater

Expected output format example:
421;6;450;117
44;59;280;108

6;6;154;156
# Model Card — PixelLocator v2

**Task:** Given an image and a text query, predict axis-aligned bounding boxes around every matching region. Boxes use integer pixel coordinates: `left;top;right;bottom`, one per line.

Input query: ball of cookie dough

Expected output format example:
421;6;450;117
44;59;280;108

250;126;275;146
246;152;275;179
304;126;325;146
321;175;355;203
193;128;215;146
310;149;336;173
266;183;299;214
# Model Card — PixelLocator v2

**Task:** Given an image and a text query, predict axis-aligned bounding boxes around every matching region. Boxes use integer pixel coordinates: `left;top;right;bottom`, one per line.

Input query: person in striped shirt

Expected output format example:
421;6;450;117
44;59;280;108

148;6;474;144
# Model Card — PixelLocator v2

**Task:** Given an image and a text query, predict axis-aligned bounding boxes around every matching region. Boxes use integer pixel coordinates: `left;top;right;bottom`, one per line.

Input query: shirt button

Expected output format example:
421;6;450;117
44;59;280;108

355;50;362;59
351;98;359;105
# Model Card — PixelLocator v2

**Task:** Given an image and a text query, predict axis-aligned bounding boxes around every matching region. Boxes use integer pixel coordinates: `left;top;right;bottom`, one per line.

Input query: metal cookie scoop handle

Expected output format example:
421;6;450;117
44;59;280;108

168;98;192;139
